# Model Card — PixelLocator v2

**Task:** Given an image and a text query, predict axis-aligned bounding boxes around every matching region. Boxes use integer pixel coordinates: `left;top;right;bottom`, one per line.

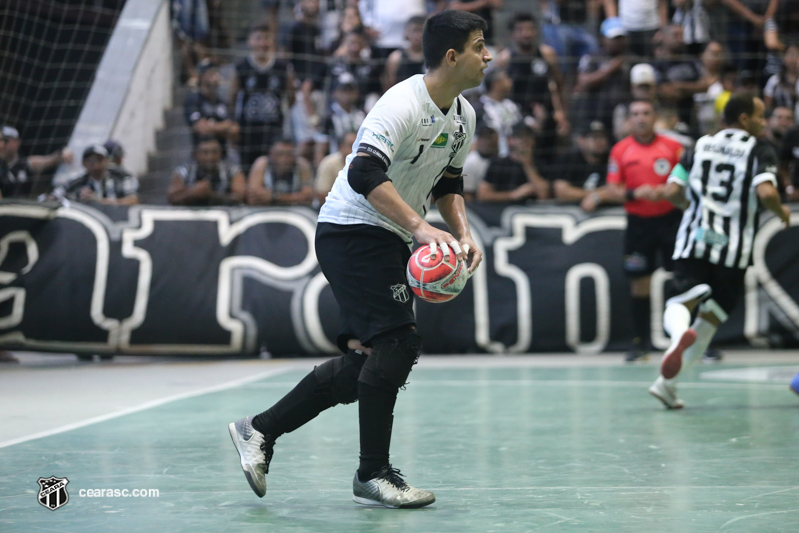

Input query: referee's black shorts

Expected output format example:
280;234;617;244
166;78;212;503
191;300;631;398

316;222;415;353
623;210;683;278
671;258;747;315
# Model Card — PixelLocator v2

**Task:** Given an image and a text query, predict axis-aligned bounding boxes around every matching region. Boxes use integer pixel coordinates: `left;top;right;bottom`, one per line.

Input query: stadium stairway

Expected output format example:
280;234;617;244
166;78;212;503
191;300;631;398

137;84;193;205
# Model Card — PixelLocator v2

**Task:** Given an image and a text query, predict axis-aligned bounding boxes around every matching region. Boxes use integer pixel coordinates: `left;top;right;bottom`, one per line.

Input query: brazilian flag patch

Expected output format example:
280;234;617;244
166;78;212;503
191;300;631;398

431;133;448;148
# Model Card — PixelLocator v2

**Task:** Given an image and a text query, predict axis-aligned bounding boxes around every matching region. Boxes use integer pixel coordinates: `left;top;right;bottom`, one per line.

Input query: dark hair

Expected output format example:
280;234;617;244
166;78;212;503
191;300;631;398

723;91;756;125
508;12;537;31
475;123;498;138
629;98;656;111
249;21;272;35
195;135;221;147
510;122;535;139
483;68;507;92
407;15;427;28
423;10;487;70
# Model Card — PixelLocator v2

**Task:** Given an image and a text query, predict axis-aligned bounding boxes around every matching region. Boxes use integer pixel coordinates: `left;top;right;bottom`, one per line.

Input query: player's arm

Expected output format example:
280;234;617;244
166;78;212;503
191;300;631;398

753;142;790;226
28;148;72;173
434;168;483;273
351;153;468;264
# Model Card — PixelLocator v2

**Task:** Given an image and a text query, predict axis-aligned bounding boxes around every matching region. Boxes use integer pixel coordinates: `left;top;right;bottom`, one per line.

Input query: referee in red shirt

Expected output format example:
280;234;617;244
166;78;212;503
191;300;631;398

606;100;684;362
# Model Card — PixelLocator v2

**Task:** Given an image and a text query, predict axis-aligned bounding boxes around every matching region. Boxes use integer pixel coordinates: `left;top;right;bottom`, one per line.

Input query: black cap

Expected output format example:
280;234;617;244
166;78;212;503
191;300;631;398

103;140;124;160
196;58;218;77
82;144;108;160
577;120;607;136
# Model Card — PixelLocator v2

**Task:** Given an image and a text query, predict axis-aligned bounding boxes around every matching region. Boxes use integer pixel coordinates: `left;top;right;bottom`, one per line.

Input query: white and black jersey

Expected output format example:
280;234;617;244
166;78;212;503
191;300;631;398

670;128;779;269
318;74;476;243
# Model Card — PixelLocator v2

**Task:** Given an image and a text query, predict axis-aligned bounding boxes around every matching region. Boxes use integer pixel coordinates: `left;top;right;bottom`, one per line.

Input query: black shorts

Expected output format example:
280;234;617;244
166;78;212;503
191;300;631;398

624;210;682;278
671;259;747;315
316;222;415;353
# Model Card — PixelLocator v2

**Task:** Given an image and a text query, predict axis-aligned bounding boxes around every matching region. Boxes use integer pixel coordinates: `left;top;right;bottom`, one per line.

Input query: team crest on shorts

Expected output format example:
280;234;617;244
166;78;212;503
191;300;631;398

653;158;671;176
390;283;409;303
38;476;70;511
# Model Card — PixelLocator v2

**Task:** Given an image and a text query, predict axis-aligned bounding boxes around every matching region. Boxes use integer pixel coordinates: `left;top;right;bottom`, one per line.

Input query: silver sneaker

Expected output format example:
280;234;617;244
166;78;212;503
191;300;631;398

649;376;684;409
352;465;435;508
228;417;274;498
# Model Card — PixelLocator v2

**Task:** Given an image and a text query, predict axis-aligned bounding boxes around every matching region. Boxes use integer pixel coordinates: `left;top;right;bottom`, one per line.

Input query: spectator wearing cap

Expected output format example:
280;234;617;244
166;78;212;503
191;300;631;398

0;125;73;199
247;138;314;206
383;15;426;90
51;145;138;205
574;17;630;135
231;22;295;174
613;63;658;140
603;0;668;60
102;139;136;179
184;59;239;156
316;130;358;205
552;121;616;212
477;123;550;203
313;72;366;167
168;136;245;206
463;124;499;202
473;68;523;158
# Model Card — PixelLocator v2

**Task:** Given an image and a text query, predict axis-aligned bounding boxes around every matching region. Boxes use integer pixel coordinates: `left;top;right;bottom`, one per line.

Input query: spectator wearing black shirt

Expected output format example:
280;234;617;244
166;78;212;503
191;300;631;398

327;28;384;111
1;125;73;198
575;18;630;135
494;13;568;164
552;121;616;212
463;124;499;201
52;145;139;206
184;59;239;154
477;123;550;203
314;73;366;167
231;23;295;173
447;0;503;45
779;123;799;201
383;15;426;90
168;136;245;206
246;139;314;206
281;0;323;84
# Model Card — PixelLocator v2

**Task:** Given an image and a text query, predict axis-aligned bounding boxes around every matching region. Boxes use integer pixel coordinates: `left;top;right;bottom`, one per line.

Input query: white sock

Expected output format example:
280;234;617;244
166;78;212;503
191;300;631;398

663;303;691;352
682;317;717;366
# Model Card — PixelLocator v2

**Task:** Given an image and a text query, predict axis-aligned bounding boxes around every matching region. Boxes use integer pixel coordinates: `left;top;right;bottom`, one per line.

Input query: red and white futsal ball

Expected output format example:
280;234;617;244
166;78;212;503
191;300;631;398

406;244;469;303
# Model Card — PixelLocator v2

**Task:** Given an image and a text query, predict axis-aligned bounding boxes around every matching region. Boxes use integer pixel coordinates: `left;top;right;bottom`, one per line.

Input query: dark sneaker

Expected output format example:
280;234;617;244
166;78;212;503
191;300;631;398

352;465;435;509
702;347;723;363
228;417;274;498
624;339;650;362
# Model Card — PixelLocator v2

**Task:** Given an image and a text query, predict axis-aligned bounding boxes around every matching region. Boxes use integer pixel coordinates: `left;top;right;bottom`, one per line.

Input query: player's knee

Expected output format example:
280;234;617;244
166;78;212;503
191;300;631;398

359;327;421;392
313;349;368;404
698;298;728;325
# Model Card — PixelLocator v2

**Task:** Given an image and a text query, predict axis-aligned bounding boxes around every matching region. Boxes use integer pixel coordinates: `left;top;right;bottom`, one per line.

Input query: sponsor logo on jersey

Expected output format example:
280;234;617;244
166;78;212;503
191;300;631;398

371;130;395;152
421;116;435;126
653;158;671;176
695;227;729;246
417;138;431;142
432;133;448;148
608;160;619;174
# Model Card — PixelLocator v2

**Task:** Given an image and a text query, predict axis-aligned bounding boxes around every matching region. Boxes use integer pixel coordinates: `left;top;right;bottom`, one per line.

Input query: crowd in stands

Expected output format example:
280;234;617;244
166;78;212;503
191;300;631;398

2;0;799;207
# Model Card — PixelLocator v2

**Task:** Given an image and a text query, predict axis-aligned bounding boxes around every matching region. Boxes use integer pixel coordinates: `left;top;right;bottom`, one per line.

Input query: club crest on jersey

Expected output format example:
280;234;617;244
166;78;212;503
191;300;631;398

450;131;467;155
390;283;409;303
653;158;671;176
432;133;448;148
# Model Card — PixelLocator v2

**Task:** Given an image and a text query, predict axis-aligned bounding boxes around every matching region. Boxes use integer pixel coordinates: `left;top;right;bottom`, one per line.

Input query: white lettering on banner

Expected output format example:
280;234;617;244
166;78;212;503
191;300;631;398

565;263;610;354
493;213;626;353
1;204;798;354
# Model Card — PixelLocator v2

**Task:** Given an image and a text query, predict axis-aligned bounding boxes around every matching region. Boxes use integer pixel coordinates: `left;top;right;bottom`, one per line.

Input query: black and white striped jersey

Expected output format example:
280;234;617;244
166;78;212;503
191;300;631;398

318;75;475;243
669;128;779;269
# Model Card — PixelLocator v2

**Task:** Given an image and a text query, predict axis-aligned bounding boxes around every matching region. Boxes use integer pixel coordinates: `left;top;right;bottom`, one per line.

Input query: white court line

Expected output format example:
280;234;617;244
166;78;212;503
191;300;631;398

0;367;293;449
240;379;791;390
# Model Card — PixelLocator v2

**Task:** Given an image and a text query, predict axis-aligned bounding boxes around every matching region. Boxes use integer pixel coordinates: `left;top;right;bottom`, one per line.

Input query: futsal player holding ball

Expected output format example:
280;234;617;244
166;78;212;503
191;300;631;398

229;10;489;508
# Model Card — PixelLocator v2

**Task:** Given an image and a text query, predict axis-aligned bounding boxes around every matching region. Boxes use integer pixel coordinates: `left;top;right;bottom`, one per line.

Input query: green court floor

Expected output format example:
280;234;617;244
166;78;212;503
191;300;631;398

2;358;798;532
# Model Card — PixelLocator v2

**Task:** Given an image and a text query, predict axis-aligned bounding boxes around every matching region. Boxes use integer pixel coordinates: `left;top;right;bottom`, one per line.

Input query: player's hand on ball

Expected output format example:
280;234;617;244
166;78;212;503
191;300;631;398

413;223;463;262
459;236;482;274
